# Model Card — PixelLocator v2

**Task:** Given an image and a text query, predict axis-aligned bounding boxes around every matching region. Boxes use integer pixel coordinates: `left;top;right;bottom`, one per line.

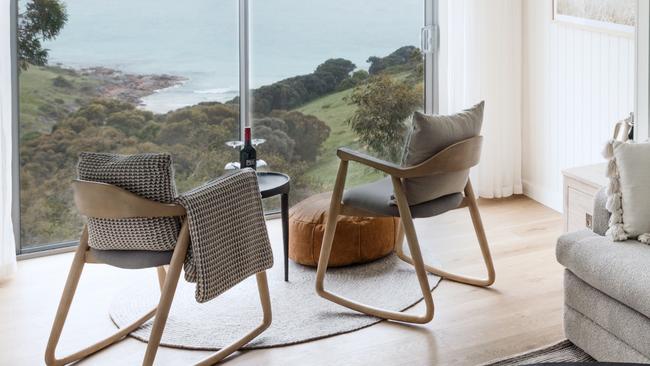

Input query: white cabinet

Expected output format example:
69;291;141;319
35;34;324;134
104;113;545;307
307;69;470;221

562;163;608;233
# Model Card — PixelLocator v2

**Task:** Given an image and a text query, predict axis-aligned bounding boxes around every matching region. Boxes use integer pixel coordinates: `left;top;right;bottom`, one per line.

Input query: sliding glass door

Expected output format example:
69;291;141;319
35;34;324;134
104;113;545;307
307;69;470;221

15;0;241;252
248;0;431;208
13;0;437;253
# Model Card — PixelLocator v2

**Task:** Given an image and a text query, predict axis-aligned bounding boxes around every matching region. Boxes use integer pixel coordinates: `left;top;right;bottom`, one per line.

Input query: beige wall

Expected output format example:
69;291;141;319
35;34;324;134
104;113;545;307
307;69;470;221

522;0;635;211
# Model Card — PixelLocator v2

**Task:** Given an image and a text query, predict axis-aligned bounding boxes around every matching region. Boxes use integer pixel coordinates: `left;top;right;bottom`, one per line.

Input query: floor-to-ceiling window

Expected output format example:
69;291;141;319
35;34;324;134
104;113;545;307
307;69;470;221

13;0;437;254
249;0;428;211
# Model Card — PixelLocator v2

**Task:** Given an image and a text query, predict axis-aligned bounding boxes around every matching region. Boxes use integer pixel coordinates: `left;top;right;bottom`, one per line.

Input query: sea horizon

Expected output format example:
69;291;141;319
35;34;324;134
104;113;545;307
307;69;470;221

43;0;423;113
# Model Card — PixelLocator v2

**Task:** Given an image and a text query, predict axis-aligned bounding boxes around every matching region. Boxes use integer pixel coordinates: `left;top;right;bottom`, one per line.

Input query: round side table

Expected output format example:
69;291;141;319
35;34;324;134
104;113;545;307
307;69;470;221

257;172;291;281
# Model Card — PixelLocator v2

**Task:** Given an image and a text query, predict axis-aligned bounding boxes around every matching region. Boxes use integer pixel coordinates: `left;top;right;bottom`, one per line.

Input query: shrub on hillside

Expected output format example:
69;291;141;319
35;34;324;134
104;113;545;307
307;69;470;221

368;46;422;75
347;74;422;161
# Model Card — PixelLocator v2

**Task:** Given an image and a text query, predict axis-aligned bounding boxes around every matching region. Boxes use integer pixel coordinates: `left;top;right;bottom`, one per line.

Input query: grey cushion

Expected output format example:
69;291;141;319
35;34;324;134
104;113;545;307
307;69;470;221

400;102;484;205
592;187;611;237
88;248;173;269
343;177;463;218
565;305;650;363
565;270;650;359
77;153;180;251
557;230;650;318
609;142;650;238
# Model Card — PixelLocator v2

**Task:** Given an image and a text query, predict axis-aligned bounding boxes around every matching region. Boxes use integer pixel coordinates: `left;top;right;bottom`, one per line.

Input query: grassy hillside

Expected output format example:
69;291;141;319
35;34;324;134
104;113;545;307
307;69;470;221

19;64;415;194
19;65;183;140
19;66;101;138
296;87;385;191
296;70;419;192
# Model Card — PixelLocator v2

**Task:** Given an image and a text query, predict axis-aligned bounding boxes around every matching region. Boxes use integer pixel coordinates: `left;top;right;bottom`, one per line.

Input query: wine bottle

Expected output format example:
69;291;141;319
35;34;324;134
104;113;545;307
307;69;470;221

240;127;257;170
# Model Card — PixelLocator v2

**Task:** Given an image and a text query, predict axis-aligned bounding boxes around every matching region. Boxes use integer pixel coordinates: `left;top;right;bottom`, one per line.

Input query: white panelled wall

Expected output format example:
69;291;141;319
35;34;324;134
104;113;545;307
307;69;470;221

522;0;636;212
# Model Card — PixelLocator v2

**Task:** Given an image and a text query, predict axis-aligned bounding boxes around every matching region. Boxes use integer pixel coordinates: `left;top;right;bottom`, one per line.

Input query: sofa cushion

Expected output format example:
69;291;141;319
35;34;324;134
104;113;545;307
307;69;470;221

557;230;650;319
602;140;650;242
564;269;650;359
565;305;650;363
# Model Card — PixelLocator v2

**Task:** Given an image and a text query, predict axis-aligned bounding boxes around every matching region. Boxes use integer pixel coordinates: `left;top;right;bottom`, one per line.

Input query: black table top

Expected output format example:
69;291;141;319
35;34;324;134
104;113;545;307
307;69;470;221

257;172;290;198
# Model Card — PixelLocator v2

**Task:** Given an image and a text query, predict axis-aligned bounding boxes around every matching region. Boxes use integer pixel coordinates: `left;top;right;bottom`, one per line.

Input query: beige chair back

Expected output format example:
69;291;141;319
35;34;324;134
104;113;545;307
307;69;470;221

400;136;483;178
72;179;186;219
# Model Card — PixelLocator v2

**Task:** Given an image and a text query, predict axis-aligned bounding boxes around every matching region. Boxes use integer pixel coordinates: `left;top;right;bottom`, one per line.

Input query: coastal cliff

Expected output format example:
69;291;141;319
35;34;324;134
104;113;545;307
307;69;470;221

19;64;184;136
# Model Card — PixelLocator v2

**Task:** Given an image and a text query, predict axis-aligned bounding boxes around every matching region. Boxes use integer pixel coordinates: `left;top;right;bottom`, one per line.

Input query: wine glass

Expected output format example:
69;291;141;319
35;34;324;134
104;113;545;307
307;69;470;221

225;140;243;149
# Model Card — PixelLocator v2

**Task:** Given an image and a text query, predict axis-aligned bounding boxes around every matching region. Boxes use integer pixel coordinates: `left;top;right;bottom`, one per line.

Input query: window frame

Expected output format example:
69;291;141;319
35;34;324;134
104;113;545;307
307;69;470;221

12;0;440;256
10;0;20;256
636;0;650;140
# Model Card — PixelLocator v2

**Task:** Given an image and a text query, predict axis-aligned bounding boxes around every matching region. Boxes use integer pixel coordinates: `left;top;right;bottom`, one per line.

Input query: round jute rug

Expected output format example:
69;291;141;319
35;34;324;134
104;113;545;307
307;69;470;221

109;251;441;350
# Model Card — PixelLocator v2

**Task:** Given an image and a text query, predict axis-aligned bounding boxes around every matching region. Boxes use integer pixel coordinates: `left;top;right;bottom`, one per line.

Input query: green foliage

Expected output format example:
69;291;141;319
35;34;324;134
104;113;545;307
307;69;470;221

314;58;356;86
239;58;356;114
255;120;295;161
19;66;102;136
19;97;330;246
347;74;422;161
368;46;422;75
296;86;385;192
254;111;331;164
18;46;421;247
337;69;370;91
269;110;331;162
51;75;73;89
18;0;68;70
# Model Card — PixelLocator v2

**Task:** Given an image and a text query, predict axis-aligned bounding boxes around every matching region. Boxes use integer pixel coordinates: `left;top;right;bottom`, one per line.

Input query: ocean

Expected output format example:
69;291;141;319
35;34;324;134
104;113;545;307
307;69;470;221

44;0;423;113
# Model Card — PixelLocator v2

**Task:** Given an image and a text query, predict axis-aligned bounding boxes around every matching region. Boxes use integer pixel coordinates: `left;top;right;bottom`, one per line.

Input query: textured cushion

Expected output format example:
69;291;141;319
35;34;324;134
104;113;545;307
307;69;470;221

565;305;650;363
77;152;180;251
343;177;463;218
289;193;398;267
400;102;484;205
88;248;173;269
557;230;650;318
592;187;611;237
603;141;650;242
564;270;650;360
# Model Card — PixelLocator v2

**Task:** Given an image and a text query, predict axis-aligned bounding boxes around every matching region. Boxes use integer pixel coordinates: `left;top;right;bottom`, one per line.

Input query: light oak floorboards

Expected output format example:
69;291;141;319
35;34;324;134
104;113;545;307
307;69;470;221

0;196;563;366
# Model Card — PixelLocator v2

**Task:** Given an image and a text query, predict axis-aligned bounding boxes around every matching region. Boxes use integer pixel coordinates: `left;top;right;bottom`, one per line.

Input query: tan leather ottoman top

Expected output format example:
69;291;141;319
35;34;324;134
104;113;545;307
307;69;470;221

289;192;399;267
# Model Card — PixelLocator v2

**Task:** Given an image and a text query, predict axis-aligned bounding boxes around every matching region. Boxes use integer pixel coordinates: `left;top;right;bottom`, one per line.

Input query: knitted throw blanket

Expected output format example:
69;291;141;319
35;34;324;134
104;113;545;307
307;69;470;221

176;170;274;303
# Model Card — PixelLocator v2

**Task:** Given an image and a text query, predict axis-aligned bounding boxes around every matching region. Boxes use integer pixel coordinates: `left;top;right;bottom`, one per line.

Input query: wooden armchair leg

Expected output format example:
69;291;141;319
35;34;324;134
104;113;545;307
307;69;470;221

395;179;496;287
156;266;167;291
142;222;190;366
315;163;435;324
194;271;273;366
44;228;158;366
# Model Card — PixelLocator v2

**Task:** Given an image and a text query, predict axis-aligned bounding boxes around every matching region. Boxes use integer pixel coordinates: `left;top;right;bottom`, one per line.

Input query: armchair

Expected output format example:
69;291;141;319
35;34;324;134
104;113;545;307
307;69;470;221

45;180;272;366
315;136;495;324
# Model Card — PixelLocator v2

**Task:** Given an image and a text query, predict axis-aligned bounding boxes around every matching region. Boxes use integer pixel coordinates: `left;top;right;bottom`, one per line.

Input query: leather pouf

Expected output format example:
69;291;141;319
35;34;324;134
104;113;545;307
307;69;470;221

289;192;399;267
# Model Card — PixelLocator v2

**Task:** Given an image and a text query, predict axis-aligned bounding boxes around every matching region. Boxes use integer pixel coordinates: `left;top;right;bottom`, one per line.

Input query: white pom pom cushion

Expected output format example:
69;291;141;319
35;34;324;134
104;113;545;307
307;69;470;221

602;140;650;244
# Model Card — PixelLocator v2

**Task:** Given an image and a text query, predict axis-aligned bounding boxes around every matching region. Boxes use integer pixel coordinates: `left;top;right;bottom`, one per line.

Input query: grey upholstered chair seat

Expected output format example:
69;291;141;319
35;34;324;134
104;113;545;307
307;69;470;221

88;248;174;269
557;229;650;319
342;177;464;218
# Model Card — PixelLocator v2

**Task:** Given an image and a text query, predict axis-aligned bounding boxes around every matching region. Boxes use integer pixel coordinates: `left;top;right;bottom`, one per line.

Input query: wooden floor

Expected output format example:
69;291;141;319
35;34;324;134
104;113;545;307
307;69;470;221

0;196;564;366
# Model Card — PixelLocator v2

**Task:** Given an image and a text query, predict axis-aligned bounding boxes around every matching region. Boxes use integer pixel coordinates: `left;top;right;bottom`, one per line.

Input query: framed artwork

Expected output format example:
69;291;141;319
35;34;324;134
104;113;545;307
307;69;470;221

553;0;636;36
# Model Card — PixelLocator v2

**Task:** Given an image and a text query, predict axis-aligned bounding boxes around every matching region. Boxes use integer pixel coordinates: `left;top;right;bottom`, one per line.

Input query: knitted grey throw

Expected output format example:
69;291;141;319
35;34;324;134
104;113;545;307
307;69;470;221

176;169;274;303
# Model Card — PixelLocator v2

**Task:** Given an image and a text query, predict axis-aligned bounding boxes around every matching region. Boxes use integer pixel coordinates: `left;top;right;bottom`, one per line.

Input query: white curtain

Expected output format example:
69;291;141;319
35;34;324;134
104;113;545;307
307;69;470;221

439;0;523;198
0;0;17;280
